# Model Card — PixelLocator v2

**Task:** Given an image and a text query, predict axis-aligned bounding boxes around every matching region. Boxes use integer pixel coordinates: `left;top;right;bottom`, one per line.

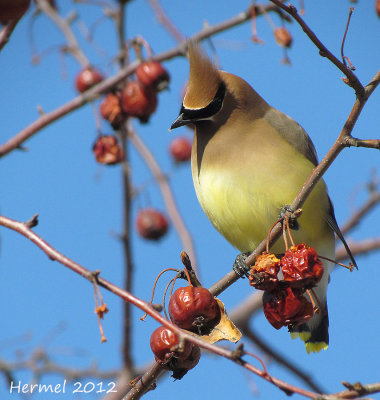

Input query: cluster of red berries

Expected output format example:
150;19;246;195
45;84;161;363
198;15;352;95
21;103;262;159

75;61;173;165
150;286;220;379
77;60;169;126
249;243;323;330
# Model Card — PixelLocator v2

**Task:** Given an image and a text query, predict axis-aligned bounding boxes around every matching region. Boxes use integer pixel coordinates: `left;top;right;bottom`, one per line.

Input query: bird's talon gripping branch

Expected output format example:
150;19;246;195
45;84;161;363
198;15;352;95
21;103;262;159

279;205;300;231
233;253;251;278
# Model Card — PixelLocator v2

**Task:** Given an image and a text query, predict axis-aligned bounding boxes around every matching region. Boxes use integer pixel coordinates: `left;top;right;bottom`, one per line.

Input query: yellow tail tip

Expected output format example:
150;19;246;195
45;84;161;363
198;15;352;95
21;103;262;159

290;331;328;353
305;341;328;354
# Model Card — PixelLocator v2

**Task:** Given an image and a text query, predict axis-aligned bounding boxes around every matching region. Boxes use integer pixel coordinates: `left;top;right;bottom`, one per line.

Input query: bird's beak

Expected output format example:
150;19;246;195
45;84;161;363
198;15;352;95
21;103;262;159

169;113;191;131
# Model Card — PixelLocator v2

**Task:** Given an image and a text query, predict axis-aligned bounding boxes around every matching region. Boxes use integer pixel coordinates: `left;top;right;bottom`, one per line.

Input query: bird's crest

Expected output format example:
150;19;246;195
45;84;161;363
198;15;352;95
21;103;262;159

183;43;222;110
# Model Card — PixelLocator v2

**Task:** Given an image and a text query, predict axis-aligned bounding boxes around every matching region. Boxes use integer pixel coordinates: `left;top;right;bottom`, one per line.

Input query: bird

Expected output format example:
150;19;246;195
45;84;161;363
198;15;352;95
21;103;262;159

170;44;356;353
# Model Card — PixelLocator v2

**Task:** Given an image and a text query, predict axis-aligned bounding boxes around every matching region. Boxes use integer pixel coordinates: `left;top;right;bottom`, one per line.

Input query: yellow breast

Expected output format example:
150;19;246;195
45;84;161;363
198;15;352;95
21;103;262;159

191;117;333;254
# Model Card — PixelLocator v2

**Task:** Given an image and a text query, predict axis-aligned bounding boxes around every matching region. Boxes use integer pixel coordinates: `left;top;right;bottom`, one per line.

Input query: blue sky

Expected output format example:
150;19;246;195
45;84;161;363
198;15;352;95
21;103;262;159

1;1;379;399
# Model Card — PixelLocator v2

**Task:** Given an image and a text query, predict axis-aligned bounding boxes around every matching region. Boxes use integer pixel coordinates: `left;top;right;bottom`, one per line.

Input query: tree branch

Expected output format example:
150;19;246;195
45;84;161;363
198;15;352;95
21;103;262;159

0;2;282;158
0;214;323;399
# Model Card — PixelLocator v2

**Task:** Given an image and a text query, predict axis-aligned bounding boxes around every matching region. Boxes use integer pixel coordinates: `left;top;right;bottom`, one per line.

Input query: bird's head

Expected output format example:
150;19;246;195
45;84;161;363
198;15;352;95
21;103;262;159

170;43;226;130
170;43;268;131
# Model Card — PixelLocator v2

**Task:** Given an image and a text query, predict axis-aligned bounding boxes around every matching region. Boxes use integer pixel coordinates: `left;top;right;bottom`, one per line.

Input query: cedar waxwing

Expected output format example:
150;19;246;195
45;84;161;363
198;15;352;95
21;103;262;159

170;44;356;353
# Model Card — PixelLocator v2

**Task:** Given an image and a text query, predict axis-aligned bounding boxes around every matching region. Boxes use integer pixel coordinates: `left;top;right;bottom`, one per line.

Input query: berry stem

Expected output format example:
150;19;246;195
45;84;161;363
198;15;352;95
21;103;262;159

162;277;176;320
141;268;181;321
318;254;354;272
266;217;283;253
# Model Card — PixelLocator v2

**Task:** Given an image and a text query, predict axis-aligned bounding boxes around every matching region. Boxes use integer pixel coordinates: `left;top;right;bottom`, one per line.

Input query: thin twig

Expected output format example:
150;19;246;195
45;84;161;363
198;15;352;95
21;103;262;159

35;0;89;67
147;0;185;43
269;0;365;98
340;7;355;70
241;325;325;394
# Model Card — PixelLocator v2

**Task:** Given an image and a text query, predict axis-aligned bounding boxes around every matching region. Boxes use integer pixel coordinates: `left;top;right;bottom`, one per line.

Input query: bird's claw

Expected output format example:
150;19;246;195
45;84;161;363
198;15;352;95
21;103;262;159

233;253;251;278
279;205;300;230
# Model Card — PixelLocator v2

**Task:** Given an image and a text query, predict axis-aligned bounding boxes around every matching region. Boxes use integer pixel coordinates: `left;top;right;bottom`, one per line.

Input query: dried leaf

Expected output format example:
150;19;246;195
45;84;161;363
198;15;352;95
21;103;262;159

198;299;241;344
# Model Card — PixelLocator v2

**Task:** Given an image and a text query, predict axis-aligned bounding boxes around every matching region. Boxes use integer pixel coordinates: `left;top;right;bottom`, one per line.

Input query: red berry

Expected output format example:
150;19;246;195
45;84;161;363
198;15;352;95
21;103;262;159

99;93;124;129
121;81;157;123
136;60;170;92
75;67;103;93
274;27;293;48
0;0;30;24
169;286;220;334
377;0;380;18
263;287;313;330
281;243;323;288
92;135;124;165
169;137;192;163
150;326;193;363
249;252;281;291
136;208;168;240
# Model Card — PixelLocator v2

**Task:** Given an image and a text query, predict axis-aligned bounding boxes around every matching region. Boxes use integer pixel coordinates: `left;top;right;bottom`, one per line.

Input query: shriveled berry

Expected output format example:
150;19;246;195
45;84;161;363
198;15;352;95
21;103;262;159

121;81;157;123
92;135;124;165
169;137;192;163
150;326;192;363
249;252;281;291
169;286;220;334
136;60;170;92
100;93;124;129
281;243;323;288
136;208;168;240
274;27;293;48
263;287;313;330
75;67;103;93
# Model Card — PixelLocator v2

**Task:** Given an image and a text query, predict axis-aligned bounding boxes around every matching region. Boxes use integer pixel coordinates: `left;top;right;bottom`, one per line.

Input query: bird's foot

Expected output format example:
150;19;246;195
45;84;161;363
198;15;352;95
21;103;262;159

279;205;300;230
233;252;251;278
